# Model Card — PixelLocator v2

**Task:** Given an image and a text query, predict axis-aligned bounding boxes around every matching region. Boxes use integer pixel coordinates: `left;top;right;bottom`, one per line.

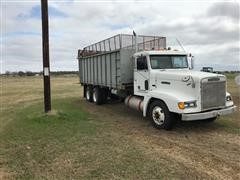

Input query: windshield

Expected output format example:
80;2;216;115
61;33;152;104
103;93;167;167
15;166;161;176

150;55;188;69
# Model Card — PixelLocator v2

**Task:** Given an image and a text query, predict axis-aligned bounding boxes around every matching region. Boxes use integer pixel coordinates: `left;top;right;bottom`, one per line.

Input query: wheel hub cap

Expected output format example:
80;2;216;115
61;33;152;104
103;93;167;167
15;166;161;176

152;106;165;125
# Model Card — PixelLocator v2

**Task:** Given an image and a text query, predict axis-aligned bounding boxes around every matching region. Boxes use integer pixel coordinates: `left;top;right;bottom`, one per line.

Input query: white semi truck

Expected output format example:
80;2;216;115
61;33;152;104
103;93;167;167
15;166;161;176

77;34;236;130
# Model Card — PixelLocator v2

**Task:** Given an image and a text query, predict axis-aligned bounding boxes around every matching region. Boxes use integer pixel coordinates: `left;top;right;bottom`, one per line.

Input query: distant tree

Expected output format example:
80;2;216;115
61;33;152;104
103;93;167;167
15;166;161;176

11;72;17;77
18;71;25;76
5;71;10;76
26;71;34;76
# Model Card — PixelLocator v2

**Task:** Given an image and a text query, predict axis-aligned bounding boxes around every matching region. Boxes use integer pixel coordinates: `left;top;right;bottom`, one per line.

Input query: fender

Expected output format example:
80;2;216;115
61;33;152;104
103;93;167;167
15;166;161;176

143;90;197;117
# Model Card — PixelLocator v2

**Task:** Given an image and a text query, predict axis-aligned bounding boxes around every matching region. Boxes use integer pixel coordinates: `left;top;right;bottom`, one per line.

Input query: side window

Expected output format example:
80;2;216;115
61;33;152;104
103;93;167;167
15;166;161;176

137;56;148;70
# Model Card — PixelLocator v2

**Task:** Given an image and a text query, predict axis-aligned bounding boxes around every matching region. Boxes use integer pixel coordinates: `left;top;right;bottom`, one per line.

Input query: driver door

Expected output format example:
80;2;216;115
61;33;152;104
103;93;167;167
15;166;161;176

134;55;149;95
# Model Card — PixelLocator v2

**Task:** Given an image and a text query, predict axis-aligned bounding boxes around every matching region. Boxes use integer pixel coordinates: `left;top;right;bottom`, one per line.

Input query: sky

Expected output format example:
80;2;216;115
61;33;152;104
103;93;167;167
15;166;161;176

1;0;240;73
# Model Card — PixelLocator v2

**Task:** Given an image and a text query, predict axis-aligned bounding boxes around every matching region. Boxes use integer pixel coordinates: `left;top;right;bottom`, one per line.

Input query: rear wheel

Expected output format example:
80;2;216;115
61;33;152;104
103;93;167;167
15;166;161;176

101;88;108;104
86;86;93;102
93;87;103;105
149;100;174;130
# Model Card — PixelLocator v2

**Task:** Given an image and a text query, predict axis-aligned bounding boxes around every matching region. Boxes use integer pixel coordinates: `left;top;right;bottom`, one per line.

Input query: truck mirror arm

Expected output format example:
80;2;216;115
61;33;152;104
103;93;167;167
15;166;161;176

189;56;194;70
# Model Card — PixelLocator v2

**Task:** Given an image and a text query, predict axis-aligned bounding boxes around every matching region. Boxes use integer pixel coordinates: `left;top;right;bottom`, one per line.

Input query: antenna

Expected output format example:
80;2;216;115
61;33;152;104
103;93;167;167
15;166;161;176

133;30;138;53
176;38;186;52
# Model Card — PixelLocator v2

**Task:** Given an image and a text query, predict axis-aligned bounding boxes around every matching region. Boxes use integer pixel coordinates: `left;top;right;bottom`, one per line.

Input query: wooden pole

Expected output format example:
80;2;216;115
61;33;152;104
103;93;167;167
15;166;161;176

41;0;51;113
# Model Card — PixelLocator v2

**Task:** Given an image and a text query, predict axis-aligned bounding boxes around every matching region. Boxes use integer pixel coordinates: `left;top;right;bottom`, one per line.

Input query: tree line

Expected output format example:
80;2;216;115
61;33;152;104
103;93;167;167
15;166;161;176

2;70;239;77
3;71;79;76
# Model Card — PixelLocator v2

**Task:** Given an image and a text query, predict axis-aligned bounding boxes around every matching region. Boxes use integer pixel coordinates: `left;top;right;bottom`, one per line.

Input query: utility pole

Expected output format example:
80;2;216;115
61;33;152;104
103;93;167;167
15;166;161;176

41;0;51;113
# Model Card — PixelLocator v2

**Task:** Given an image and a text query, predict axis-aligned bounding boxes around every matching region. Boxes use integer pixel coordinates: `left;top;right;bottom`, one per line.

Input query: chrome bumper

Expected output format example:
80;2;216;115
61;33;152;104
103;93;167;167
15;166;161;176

182;106;237;121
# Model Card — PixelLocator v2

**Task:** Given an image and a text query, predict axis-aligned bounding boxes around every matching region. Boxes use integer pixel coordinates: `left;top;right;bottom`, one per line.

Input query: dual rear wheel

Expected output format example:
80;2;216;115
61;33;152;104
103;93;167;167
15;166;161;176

85;86;107;105
86;86;93;102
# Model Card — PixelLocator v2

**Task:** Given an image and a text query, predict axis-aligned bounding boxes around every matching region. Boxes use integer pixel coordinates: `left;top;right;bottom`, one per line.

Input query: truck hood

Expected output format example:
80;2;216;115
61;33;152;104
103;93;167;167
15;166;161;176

152;69;225;82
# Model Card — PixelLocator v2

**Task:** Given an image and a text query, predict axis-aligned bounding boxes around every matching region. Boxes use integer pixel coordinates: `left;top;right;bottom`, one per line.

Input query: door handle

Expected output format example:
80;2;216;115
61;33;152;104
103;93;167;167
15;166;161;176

161;81;171;85
145;80;149;90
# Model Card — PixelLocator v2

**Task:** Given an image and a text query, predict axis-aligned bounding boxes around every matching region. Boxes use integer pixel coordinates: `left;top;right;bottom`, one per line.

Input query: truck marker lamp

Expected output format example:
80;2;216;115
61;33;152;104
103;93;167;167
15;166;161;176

226;95;232;101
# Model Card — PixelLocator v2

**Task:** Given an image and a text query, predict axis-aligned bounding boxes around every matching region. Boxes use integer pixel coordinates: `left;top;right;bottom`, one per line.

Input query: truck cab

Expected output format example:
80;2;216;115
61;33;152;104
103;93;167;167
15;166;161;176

131;50;236;129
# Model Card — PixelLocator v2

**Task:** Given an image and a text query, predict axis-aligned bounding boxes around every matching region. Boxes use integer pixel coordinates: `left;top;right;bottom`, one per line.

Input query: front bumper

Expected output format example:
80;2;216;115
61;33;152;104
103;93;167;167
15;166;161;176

181;106;237;121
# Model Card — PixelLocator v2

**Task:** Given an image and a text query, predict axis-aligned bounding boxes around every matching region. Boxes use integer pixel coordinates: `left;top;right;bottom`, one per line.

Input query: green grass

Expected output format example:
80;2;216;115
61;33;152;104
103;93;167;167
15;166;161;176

224;72;239;80
0;98;97;179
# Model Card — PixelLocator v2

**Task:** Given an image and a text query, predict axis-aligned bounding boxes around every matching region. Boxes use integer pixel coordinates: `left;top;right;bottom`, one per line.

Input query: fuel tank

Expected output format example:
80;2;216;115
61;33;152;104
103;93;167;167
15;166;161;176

124;95;143;112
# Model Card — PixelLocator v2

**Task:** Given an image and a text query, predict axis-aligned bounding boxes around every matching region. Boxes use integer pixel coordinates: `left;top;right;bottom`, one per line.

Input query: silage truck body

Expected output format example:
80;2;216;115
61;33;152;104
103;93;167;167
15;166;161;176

77;34;236;130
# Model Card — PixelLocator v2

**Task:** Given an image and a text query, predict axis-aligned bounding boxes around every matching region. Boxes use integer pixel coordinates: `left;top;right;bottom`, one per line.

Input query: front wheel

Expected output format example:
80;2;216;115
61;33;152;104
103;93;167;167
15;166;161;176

149;100;174;130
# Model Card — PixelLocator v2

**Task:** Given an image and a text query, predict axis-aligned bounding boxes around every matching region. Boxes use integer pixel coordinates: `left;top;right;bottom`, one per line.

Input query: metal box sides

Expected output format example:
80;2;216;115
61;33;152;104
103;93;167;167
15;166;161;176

78;49;135;89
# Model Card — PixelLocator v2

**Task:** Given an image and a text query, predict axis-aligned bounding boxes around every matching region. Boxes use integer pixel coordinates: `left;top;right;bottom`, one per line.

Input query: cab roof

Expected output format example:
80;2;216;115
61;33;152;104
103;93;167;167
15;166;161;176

134;50;187;57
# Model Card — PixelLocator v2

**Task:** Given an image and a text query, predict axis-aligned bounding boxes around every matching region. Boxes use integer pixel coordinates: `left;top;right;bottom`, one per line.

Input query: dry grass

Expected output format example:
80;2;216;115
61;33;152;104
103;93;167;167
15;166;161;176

1;75;81;108
0;75;81;129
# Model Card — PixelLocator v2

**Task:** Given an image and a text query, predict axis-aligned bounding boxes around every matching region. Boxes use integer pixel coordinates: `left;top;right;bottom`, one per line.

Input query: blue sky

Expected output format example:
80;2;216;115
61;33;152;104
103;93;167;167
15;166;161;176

1;0;239;73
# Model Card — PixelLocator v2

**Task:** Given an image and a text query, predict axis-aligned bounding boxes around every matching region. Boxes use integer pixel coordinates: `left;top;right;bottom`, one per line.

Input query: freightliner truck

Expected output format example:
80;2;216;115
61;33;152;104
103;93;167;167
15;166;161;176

77;34;236;130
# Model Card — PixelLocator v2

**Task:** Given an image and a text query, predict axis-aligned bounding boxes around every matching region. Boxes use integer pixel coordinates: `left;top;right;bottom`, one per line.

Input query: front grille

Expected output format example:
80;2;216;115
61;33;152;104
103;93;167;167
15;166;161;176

201;80;226;110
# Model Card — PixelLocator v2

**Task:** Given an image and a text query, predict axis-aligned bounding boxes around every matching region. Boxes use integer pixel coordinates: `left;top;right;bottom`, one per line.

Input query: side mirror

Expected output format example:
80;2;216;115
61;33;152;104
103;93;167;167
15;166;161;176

189;55;194;70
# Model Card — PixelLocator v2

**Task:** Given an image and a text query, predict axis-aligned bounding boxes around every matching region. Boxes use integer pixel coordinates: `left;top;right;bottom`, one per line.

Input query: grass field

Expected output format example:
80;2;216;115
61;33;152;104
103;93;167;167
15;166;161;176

0;74;239;179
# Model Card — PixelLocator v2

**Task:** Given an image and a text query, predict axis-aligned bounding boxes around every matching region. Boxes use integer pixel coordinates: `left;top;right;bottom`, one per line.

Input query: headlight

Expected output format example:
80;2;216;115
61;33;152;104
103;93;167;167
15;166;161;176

226;95;232;101
178;101;197;109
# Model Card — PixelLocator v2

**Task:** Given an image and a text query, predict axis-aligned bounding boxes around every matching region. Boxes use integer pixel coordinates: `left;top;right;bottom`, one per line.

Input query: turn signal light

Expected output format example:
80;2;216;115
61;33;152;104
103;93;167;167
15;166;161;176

178;102;185;110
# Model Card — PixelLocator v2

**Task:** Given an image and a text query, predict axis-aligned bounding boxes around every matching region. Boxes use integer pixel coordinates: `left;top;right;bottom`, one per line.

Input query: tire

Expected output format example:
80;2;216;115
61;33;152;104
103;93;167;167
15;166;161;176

93;87;103;105
148;100;175;130
86;86;93;102
83;85;87;98
101;88;108;104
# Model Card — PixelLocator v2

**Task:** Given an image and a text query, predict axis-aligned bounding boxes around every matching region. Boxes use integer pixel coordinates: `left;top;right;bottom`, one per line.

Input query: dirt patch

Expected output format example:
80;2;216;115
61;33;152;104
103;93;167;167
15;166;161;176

0;169;14;180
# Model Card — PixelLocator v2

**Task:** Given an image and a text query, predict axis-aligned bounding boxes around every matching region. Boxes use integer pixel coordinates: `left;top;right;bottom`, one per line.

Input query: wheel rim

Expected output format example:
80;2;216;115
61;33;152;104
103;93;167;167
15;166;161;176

152;106;165;125
86;90;90;100
93;90;97;102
